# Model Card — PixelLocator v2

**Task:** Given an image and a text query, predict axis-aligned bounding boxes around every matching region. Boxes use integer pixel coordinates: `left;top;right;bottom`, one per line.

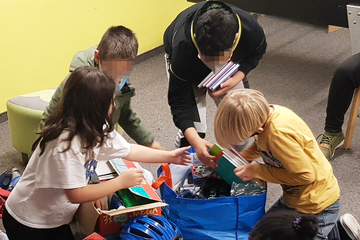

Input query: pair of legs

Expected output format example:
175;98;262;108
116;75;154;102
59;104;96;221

325;53;360;133
2;206;75;240
267;197;341;240
320;52;360;159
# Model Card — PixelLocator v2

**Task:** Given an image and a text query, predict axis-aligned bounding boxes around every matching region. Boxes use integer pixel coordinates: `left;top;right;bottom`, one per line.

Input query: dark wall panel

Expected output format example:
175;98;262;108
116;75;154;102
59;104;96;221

188;0;360;27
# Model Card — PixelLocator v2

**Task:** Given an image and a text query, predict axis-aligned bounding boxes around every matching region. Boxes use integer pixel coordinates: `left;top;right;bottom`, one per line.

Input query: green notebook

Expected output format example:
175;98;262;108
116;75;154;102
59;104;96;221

209;144;248;186
116;189;156;207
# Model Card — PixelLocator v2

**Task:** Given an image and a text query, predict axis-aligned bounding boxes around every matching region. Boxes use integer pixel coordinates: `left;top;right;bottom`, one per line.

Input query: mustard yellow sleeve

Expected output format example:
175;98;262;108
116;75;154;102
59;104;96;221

240;141;261;161
252;130;316;185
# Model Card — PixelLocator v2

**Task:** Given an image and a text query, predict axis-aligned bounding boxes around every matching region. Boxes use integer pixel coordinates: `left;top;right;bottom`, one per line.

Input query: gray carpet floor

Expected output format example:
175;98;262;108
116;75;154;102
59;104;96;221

1;14;359;235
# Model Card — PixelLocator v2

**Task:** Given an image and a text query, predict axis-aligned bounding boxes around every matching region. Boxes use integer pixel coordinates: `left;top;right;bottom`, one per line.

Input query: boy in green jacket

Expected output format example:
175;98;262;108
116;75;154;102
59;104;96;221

38;26;164;150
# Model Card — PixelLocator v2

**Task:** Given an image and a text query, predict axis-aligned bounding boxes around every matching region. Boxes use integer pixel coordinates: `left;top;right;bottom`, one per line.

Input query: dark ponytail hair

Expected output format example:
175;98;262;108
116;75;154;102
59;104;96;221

249;210;319;240
32;66;115;157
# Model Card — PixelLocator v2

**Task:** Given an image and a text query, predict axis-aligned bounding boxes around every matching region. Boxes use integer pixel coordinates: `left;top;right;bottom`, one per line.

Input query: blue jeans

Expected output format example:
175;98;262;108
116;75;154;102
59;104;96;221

267;197;341;240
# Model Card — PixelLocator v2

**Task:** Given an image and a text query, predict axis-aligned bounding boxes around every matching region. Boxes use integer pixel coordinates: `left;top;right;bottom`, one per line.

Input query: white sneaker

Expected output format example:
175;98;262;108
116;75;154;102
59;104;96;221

340;213;360;240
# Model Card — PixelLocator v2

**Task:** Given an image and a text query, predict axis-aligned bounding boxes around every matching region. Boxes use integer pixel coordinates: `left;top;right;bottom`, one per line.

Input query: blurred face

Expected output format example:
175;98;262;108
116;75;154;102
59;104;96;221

198;49;232;72
195;32;238;73
99;59;133;92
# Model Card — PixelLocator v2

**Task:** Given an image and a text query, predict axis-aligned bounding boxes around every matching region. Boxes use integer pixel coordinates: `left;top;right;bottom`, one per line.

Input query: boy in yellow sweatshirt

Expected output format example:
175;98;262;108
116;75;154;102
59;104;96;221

214;89;340;240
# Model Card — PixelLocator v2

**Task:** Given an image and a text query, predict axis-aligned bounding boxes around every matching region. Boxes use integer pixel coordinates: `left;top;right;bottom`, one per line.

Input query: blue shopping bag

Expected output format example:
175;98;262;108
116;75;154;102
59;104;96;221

154;162;266;240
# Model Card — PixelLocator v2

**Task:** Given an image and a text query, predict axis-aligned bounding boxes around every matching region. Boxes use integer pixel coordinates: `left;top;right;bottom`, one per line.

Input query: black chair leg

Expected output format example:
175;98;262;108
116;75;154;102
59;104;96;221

21;153;29;165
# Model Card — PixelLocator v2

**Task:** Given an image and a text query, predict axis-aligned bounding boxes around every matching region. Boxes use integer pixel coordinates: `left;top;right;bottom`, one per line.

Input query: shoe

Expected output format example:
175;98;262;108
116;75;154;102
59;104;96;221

318;131;344;159
7;167;21;191
0;171;12;189
339;213;360;240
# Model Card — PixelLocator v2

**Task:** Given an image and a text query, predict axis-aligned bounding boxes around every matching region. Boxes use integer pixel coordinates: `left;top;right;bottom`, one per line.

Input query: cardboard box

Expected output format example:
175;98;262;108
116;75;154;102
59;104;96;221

76;158;167;237
76;201;167;237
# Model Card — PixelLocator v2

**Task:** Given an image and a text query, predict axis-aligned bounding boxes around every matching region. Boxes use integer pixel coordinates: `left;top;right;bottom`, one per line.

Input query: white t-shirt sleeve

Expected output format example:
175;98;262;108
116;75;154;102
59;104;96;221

35;137;88;190
96;130;131;161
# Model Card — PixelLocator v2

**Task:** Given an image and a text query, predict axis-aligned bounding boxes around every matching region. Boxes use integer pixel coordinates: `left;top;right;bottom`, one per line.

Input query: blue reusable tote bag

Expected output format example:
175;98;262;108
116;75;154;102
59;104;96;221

155;163;266;240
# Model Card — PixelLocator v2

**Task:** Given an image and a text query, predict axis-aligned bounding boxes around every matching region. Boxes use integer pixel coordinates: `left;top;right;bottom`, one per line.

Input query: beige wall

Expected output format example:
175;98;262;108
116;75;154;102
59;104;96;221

0;0;193;113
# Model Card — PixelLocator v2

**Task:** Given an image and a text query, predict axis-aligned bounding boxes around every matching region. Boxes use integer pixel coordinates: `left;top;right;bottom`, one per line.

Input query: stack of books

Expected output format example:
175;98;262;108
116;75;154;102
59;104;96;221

109;158;162;207
209;144;265;188
209;144;249;185
95;161;117;181
198;61;240;91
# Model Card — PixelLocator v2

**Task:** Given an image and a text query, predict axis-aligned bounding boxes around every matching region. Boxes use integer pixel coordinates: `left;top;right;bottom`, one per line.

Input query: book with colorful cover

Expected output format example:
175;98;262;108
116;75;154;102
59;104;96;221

209;144;249;185
95;161;117;181
109;158;161;207
209;63;240;91
204;62;234;88
197;61;240;91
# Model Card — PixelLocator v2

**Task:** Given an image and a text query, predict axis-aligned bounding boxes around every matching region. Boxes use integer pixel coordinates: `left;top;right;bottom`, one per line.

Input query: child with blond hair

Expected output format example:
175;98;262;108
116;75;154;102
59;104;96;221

214;89;341;240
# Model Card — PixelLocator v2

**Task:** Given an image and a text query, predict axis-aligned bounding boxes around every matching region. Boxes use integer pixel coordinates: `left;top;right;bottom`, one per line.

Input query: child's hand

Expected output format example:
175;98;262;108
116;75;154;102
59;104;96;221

117;168;144;189
92;193;112;210
234;161;258;181
169;146;192;165
193;140;217;168
93;198;107;210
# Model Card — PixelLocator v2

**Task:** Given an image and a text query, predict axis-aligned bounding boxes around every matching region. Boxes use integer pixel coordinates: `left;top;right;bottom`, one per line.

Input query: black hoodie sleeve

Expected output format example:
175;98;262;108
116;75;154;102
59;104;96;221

231;8;267;75
167;70;199;133
237;24;267;76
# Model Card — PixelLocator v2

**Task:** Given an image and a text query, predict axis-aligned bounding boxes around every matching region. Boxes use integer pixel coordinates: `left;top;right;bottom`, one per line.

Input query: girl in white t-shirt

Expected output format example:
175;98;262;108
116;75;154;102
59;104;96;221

3;66;191;240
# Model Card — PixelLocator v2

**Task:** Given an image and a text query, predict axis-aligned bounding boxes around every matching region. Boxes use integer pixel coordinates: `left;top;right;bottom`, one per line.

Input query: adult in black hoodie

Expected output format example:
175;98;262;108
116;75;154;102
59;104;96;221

164;1;267;167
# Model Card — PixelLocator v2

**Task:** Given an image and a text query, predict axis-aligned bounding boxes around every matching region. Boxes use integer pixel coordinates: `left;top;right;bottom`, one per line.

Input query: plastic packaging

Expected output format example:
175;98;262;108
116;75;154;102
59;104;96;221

230;181;266;196
109;193;124;210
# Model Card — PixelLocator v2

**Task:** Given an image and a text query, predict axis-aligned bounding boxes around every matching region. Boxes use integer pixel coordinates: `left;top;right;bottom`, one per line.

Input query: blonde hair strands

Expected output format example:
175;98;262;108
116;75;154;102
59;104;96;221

214;89;270;148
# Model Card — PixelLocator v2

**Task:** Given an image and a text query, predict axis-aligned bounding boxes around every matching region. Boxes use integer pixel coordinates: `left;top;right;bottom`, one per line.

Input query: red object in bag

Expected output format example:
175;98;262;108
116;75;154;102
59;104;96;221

0;188;11;219
83;232;106;240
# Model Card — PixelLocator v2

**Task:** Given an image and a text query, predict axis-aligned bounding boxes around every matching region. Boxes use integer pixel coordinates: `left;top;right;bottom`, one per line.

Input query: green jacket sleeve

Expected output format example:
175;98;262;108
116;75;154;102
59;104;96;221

37;73;70;132
111;84;155;146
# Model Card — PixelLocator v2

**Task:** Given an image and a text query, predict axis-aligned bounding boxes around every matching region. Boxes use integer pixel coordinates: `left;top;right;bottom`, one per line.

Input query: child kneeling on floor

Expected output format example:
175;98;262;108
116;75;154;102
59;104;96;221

2;66;191;240
214;89;341;240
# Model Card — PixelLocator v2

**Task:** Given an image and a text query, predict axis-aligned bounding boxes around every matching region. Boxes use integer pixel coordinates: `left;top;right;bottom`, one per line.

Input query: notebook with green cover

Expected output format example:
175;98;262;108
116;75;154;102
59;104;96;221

209;144;248;185
109;158;162;207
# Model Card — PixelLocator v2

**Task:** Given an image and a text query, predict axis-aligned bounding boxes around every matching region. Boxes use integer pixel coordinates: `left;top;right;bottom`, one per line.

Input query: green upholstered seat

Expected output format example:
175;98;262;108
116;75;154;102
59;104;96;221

6;88;124;164
6;89;56;163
